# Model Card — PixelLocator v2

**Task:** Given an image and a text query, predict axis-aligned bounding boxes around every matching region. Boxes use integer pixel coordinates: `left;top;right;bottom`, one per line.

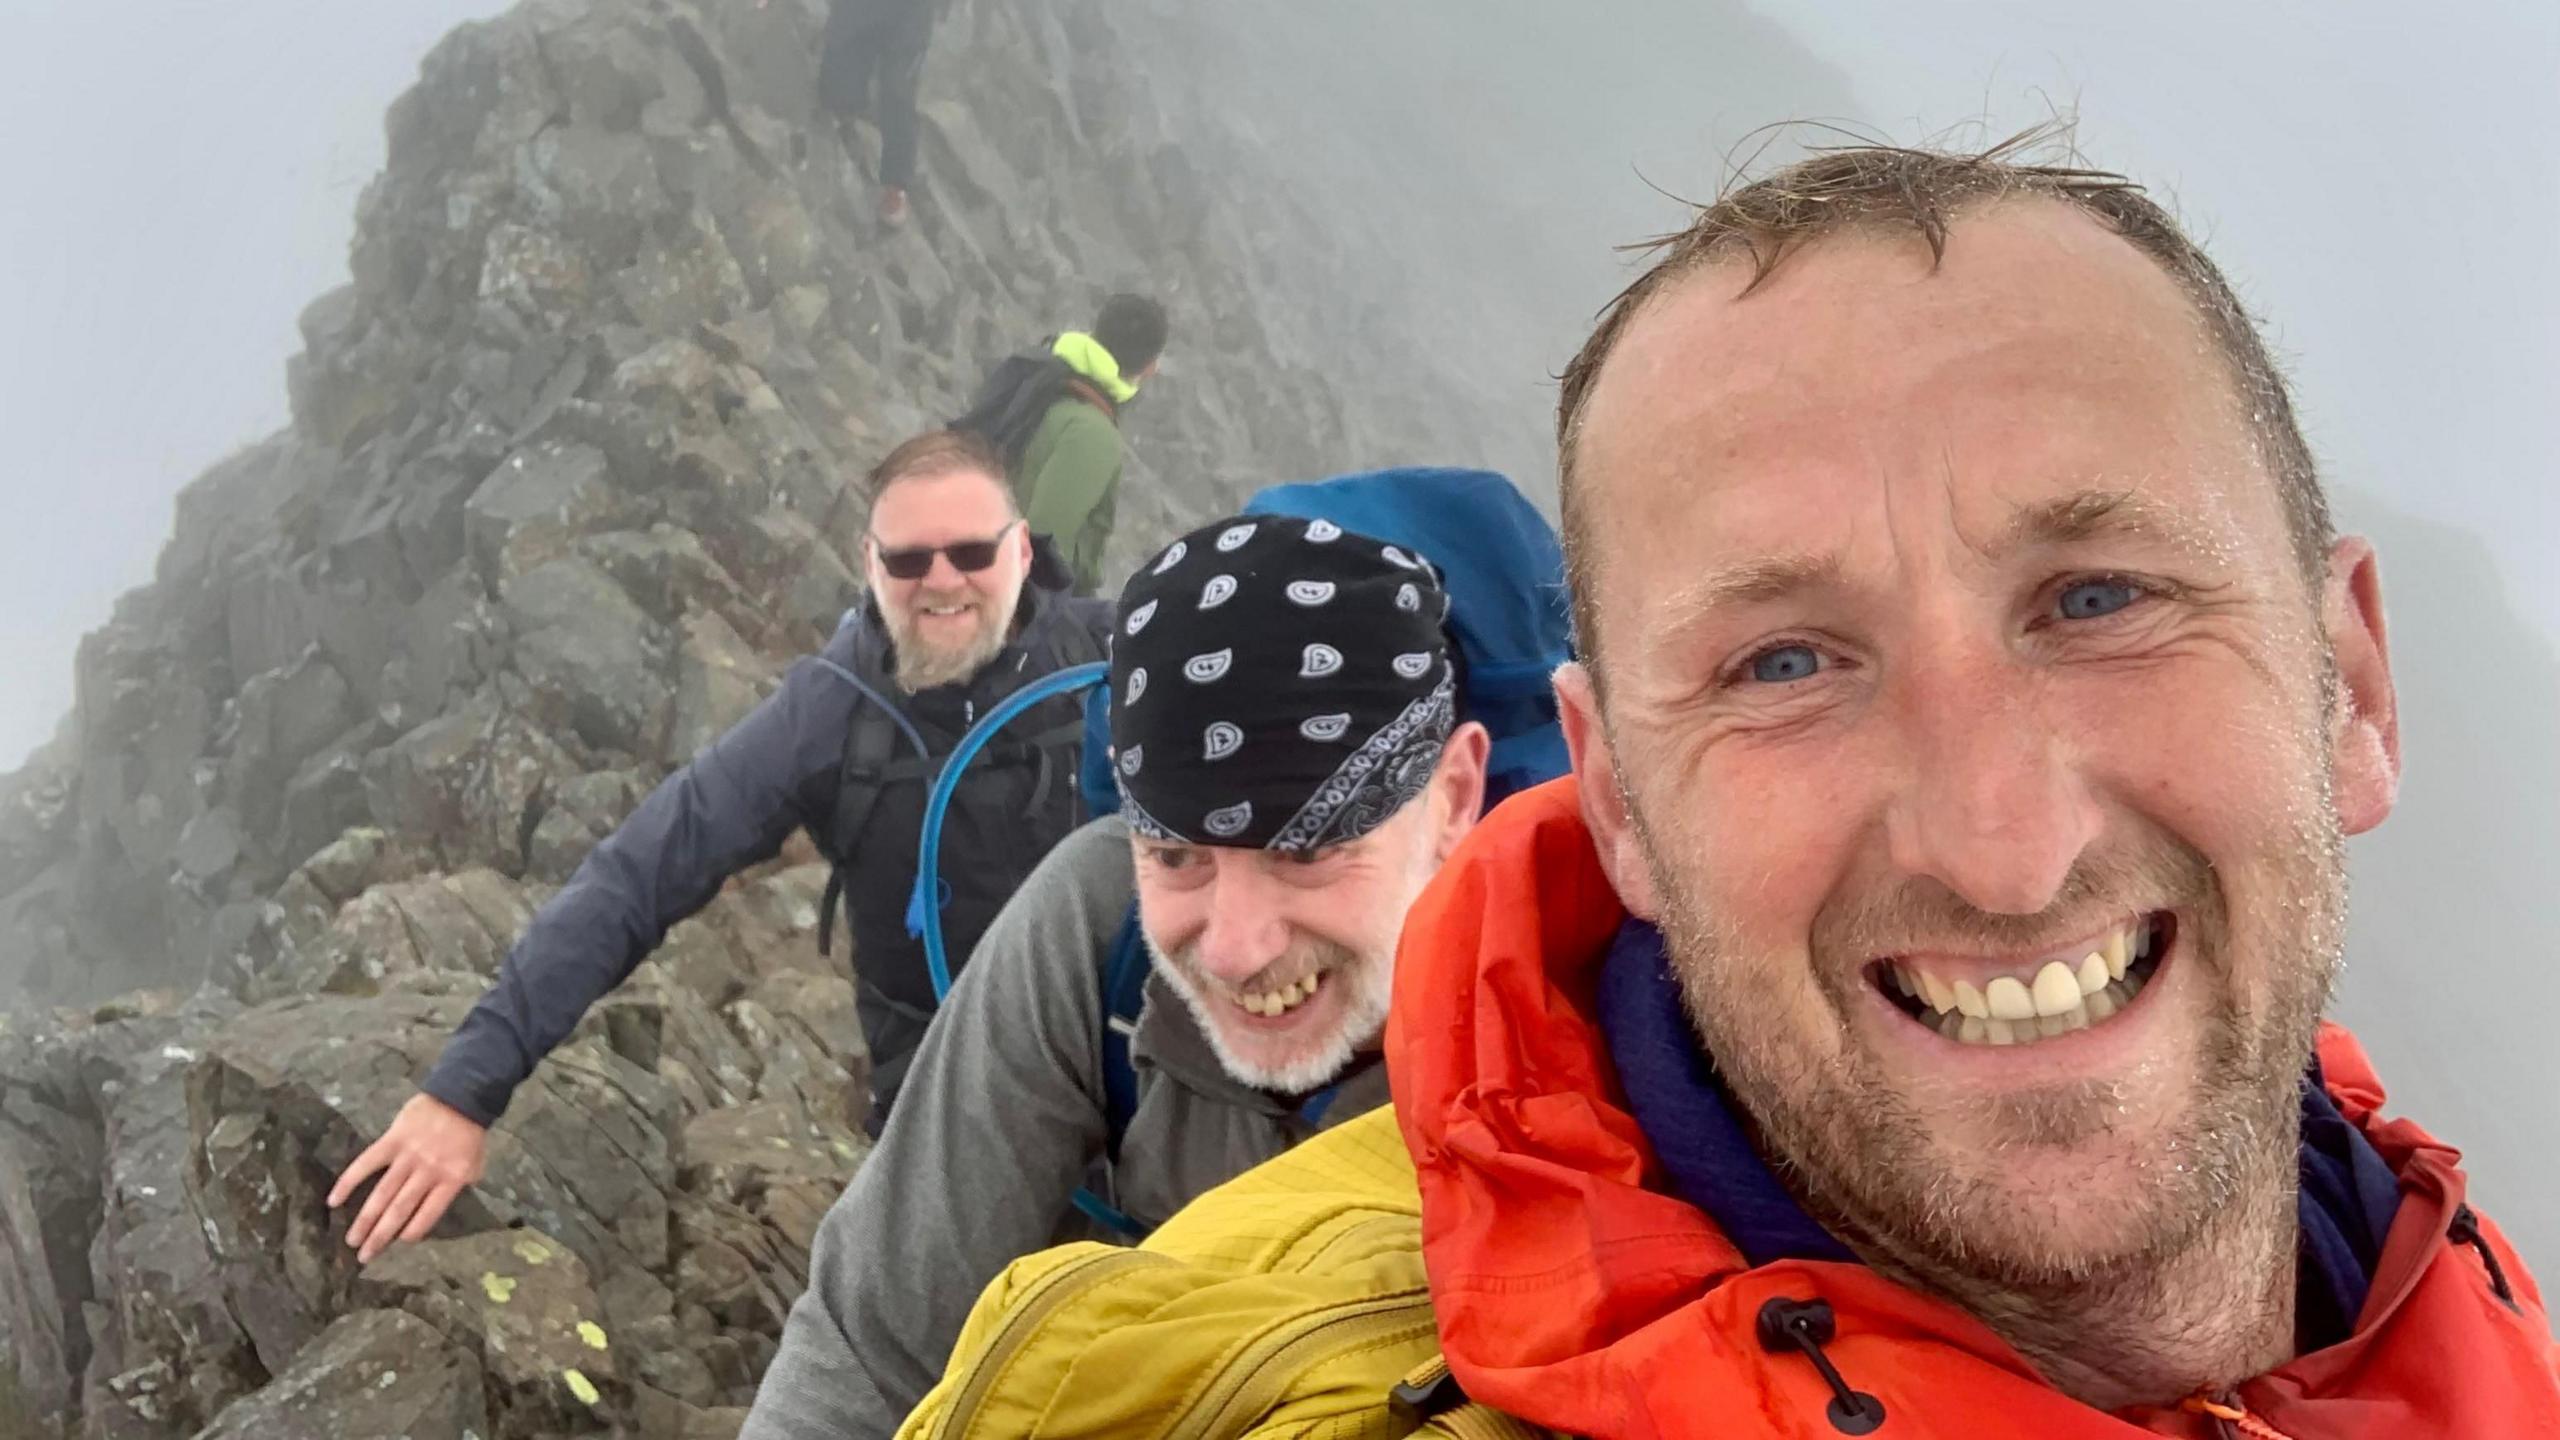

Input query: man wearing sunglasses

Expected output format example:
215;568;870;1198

741;474;1575;1440
327;430;1110;1266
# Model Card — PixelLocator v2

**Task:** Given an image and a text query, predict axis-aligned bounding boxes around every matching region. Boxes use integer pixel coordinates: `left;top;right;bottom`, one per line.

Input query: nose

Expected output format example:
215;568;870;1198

1882;657;2102;916
1189;860;1292;985
920;549;966;588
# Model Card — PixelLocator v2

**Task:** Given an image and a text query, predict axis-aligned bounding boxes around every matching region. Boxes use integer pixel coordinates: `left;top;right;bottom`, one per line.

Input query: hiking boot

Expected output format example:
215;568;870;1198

879;186;910;227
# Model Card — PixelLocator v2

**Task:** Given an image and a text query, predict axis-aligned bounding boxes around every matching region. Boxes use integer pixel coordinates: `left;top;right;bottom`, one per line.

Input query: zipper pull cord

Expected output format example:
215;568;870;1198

2448;1203;2522;1311
1755;1298;1886;1435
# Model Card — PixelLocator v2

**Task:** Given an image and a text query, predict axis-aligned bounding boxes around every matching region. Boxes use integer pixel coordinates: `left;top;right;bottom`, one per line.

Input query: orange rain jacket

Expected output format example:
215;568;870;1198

1389;779;2560;1439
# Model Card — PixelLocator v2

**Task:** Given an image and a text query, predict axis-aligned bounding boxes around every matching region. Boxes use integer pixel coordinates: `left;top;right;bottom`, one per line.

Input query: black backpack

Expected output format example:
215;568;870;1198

951;344;1090;473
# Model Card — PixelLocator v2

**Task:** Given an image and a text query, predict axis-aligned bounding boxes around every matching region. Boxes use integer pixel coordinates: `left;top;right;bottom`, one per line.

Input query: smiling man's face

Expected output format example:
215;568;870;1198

1557;200;2401;1285
864;466;1030;694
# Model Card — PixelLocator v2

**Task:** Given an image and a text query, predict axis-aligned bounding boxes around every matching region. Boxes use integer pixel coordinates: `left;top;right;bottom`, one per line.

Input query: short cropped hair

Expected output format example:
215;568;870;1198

1556;130;2331;667
1093;293;1170;374
863;429;1013;522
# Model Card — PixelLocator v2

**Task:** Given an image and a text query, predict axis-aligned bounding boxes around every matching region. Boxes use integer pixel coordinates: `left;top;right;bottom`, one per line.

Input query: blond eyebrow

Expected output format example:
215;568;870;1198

1649;489;2217;632
1653;552;1845;631
1986;488;2223;564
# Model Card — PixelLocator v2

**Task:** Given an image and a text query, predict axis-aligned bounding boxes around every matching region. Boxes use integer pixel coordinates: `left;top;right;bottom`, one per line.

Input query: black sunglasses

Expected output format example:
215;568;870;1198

870;521;1020;581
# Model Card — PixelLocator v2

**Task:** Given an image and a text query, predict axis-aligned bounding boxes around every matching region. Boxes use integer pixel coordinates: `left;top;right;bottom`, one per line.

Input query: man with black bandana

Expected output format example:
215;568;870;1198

741;512;1494;1440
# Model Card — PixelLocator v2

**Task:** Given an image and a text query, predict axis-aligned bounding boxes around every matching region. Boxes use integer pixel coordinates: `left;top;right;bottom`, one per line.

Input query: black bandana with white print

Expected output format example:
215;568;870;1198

1108;514;1455;851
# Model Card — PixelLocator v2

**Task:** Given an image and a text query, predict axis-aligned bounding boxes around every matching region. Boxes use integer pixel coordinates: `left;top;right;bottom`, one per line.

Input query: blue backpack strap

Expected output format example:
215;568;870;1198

1097;902;1149;1157
1067;903;1153;1244
1295;1082;1346;1128
1070;1187;1147;1241
1078;681;1121;818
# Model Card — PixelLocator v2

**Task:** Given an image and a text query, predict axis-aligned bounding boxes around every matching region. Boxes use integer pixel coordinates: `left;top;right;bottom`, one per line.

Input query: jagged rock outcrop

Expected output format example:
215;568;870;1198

0;0;1543;1434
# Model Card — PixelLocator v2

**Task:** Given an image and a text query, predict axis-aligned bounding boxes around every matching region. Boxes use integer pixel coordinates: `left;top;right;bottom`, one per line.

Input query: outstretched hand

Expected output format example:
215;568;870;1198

328;1091;489;1264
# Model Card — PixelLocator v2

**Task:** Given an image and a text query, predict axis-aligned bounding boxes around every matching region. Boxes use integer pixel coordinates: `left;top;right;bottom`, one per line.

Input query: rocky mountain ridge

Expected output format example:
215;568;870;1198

0;0;1545;1434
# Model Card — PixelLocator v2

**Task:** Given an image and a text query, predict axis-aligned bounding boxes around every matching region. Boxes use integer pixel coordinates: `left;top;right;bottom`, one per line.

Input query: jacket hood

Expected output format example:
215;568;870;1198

1024;528;1077;594
1052;330;1140;404
1387;778;2559;1439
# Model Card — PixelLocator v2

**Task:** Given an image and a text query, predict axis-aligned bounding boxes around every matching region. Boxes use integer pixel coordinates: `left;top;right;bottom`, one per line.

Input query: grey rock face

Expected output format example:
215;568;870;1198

501;557;670;757
0;0;1547;1432
194;1307;489;1440
350;1228;624;1433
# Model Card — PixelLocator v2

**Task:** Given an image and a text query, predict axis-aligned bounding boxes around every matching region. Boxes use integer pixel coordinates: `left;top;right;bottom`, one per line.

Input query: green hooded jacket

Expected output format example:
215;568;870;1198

1018;332;1137;595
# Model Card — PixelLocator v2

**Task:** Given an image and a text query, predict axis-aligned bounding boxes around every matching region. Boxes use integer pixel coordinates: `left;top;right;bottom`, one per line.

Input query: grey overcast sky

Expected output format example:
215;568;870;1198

1;0;510;765
3;1;2552;768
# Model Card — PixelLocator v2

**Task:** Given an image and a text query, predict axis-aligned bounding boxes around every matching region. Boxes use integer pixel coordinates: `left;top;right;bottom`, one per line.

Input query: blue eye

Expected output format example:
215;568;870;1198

1749;644;1823;684
2057;579;2142;621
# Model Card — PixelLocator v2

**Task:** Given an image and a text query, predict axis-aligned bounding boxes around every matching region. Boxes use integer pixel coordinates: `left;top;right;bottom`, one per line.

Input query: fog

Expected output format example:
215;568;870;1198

2;0;2551;1264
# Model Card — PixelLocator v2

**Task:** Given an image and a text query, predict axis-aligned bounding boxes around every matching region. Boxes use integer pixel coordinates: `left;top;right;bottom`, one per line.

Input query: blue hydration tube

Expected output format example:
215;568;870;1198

912;660;1146;1240
914;661;1110;1000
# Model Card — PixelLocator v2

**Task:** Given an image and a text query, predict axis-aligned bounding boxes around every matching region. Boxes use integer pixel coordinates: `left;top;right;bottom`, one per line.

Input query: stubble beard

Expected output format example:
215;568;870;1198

1630;758;2346;1402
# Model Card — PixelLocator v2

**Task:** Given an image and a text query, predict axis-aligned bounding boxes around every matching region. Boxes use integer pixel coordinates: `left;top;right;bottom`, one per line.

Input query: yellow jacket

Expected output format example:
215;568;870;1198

895;1106;1545;1439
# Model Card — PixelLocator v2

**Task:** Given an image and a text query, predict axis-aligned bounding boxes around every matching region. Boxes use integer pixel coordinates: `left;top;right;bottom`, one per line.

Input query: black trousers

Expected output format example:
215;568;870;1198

817;0;936;190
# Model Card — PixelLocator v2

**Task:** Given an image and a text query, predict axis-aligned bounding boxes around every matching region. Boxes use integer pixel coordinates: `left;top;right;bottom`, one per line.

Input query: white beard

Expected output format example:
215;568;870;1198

1145;929;1394;1095
886;584;1019;693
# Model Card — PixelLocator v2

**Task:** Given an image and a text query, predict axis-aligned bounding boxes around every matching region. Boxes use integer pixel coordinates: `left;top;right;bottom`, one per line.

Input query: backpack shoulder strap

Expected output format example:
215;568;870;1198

1066;903;1154;1244
1097;902;1149;1158
951;350;1076;470
818;689;929;956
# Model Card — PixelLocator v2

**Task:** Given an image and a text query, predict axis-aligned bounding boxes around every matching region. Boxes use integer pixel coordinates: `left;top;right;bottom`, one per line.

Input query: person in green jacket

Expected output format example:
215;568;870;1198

1010;294;1168;594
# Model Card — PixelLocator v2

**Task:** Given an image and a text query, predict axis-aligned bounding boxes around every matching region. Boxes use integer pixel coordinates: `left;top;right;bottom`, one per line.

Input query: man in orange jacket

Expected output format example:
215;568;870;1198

1388;137;2560;1436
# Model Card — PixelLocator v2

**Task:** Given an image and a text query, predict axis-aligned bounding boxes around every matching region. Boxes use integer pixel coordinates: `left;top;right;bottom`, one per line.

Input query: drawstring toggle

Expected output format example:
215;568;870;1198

1756;1297;1886;1435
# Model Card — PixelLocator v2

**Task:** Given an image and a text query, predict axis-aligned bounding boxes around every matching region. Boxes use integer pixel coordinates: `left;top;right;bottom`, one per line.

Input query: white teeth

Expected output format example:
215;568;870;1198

1953;979;1990;1019
1933;976;2142;1047
1985;975;2036;1022
1897;927;2157;1048
2030;961;2082;1018
2076;952;2110;997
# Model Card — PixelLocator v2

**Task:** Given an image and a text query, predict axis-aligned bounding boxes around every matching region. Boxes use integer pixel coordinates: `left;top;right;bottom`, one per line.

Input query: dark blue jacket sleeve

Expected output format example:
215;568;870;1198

419;638;862;1126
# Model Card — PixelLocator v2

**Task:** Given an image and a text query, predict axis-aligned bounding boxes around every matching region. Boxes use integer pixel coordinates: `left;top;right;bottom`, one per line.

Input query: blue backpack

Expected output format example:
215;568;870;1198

919;467;1573;1237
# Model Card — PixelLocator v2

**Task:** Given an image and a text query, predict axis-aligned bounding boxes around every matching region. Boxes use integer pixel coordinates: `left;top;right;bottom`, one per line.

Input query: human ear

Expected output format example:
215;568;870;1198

2322;537;2399;836
1556;662;1662;919
1428;722;1492;862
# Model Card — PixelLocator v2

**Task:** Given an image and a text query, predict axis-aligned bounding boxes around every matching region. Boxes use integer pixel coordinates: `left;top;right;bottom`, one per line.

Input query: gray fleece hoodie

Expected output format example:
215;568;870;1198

738;816;1393;1440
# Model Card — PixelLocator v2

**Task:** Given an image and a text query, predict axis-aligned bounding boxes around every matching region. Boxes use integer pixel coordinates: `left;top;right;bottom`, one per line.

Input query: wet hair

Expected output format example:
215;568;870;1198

1556;126;2331;668
863;429;1014;523
1093;293;1170;374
